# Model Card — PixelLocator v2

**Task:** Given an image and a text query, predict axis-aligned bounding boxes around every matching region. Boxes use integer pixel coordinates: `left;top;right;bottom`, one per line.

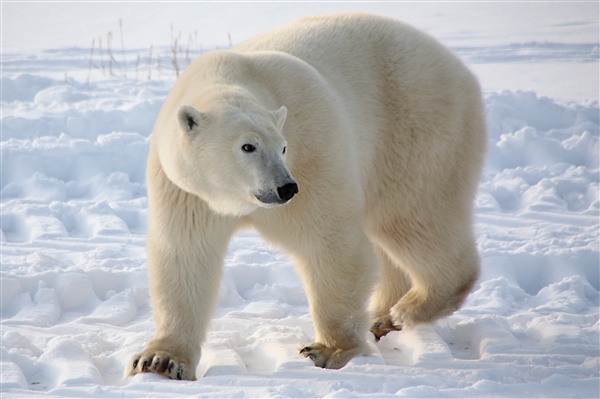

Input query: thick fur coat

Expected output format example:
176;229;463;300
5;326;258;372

126;13;486;380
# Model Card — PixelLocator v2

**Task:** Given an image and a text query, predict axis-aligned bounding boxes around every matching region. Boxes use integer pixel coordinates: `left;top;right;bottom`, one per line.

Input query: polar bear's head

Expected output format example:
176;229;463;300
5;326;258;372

160;101;298;217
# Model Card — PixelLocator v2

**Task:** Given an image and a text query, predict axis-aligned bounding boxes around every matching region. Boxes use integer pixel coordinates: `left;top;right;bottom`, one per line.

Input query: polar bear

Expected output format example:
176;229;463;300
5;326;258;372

126;13;486;380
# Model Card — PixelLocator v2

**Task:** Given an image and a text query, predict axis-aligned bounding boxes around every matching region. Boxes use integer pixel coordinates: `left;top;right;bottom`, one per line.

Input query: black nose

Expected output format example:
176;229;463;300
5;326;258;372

277;182;298;202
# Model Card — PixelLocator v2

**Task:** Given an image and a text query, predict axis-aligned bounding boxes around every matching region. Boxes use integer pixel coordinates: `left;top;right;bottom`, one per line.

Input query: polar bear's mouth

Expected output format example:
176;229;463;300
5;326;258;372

254;182;298;207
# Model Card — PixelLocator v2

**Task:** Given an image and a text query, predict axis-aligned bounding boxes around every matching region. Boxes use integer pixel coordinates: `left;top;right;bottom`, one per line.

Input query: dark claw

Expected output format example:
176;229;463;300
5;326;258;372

141;359;149;372
132;359;139;370
153;357;161;370
176;364;184;380
168;360;175;375
300;346;317;360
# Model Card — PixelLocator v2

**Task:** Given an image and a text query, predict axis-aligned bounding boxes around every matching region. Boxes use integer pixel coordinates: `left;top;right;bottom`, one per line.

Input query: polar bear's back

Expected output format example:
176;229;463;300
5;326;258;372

233;13;471;92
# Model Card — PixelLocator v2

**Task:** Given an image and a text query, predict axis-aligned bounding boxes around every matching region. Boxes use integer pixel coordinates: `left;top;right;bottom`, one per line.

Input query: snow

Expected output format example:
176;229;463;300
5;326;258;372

1;2;599;398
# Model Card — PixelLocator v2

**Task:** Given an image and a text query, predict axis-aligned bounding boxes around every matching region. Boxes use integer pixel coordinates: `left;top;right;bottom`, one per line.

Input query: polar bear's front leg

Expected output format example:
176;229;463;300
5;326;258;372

294;229;378;369
126;238;211;380
126;162;237;380
127;215;235;380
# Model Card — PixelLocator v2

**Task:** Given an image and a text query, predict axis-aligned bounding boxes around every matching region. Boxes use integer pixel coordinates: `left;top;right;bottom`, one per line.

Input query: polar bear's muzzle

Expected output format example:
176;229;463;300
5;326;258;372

254;181;298;206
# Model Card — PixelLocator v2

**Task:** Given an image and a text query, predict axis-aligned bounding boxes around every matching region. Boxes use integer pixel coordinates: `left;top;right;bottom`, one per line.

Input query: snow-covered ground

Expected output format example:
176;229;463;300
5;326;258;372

2;3;599;398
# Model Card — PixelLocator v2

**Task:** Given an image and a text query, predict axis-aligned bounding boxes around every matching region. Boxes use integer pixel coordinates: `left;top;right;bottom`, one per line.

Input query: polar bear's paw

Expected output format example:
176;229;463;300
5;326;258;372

370;316;402;341
390;283;473;330
300;343;364;369
126;349;196;381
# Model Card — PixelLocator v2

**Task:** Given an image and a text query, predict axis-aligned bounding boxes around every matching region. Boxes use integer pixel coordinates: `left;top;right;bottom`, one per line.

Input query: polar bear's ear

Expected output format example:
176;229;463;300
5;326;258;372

273;106;287;130
178;105;204;135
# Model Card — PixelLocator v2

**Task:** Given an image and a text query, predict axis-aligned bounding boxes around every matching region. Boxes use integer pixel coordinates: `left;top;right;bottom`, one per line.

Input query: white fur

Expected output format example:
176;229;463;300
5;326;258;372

126;13;486;380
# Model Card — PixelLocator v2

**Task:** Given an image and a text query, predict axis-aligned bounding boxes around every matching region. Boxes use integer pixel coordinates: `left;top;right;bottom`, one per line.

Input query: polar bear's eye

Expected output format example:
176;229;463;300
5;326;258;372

241;144;256;153
282;146;287;155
